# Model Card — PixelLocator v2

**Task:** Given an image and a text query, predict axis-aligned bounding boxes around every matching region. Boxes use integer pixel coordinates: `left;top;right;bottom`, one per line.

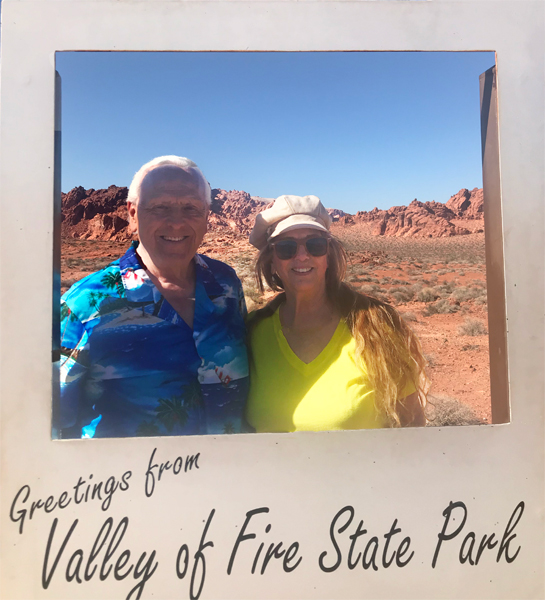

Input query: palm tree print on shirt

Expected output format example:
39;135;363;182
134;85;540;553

154;380;204;432
101;270;124;297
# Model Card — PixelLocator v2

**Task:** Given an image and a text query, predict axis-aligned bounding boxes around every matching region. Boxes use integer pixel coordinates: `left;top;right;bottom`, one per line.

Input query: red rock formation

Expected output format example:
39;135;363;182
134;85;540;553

61;185;132;241
327;208;348;221
60;184;483;241
349;189;485;237
370;199;469;238
446;187;484;219
337;214;355;226
210;189;270;234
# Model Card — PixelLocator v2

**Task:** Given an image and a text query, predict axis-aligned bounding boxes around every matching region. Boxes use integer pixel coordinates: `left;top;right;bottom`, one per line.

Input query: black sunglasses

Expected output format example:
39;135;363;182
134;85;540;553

271;236;329;260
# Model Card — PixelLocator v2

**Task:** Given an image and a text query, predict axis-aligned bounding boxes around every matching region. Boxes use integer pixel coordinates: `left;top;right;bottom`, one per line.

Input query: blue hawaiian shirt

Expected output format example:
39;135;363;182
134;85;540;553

58;242;249;438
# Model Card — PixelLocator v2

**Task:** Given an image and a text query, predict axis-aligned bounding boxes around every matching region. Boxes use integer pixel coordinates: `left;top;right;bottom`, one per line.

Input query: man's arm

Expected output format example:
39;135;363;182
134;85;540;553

57;301;90;437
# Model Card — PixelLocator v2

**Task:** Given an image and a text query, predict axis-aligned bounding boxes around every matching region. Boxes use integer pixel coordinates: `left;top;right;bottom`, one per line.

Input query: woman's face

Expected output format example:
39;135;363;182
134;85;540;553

270;228;329;297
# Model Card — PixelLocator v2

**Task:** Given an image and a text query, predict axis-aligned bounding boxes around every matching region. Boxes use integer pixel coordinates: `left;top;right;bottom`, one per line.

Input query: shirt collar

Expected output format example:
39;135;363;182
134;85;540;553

119;242;225;307
194;254;225;301
119;241;142;273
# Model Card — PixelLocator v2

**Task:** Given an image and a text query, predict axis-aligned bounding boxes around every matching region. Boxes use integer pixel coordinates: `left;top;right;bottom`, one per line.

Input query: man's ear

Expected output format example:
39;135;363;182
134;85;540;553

127;201;137;233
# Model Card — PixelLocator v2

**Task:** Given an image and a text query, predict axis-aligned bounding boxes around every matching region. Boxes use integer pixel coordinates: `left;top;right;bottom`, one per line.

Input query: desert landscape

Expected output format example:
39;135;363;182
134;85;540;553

60;185;491;425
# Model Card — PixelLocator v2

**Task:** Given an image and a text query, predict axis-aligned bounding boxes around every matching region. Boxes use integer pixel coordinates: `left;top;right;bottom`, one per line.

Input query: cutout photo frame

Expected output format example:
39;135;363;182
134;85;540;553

0;1;543;599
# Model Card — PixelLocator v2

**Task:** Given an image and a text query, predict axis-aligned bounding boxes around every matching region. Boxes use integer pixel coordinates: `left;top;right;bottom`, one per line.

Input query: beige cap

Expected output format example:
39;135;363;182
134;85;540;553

249;195;332;250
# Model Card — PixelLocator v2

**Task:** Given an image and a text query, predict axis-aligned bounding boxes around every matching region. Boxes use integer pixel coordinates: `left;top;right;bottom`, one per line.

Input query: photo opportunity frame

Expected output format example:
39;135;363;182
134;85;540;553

0;1;543;598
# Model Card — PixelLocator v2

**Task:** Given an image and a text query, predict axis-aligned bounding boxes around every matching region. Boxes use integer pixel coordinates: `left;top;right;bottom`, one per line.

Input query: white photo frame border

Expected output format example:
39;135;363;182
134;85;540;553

0;1;543;599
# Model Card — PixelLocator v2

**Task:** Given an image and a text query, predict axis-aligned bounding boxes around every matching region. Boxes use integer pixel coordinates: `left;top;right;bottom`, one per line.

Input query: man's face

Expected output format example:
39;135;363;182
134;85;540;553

128;166;209;270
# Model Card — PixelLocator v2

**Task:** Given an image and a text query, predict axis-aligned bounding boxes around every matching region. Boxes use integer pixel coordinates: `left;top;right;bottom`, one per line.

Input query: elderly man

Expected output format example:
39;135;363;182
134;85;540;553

58;156;249;438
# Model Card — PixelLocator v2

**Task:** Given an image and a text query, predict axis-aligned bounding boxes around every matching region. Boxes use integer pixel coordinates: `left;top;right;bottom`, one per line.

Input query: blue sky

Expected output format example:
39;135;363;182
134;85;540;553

56;51;495;214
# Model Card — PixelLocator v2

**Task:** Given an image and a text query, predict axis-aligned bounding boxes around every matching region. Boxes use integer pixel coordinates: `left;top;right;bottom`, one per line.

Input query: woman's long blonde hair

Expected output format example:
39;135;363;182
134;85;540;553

252;235;429;427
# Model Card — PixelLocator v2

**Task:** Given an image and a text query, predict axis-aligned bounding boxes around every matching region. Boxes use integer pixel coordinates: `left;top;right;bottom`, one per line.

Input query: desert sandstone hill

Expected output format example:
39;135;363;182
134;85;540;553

344;187;484;237
60;185;484;241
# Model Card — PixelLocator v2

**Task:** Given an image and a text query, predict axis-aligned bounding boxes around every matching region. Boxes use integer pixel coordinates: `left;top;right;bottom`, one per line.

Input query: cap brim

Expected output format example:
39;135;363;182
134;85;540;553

269;214;329;239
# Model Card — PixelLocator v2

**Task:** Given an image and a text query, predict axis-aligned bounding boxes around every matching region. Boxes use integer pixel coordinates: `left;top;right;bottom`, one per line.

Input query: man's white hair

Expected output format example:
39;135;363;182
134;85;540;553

127;155;211;206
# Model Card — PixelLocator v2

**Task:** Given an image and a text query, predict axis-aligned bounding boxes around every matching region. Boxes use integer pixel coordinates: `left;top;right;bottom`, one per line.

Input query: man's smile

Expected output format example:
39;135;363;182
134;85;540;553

160;235;189;242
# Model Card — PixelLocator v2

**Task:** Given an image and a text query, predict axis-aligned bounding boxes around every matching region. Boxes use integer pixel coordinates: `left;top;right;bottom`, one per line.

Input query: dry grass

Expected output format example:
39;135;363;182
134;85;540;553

423;299;459;316
416;287;440;303
390;288;414;304
426;396;486;427
451;286;482;303
458;318;488;336
336;223;486;264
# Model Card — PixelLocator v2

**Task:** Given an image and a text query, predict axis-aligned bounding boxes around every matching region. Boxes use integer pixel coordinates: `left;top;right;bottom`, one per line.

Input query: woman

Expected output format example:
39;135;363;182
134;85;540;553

246;194;428;432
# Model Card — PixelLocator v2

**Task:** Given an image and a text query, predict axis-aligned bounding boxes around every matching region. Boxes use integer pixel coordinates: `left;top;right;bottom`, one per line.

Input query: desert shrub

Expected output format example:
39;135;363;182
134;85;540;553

235;267;254;283
458;270;466;277
424;353;436;368
351;264;367;274
416;287;439;303
61;278;79;290
390;286;414;303
401;311;418;322
243;282;265;307
360;284;381;295
458;318;488;336
373;292;391;303
450;286;481;303
426;396;486;426
391;292;407;305
421;276;439;285
409;282;423;293
360;286;390;303
434;282;455;297
423;299;459;316
65;257;85;268
86;257;116;272
474;294;488;305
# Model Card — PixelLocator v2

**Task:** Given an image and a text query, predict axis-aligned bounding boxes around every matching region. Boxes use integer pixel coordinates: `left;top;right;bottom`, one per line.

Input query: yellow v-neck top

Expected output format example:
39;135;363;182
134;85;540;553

246;309;384;432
